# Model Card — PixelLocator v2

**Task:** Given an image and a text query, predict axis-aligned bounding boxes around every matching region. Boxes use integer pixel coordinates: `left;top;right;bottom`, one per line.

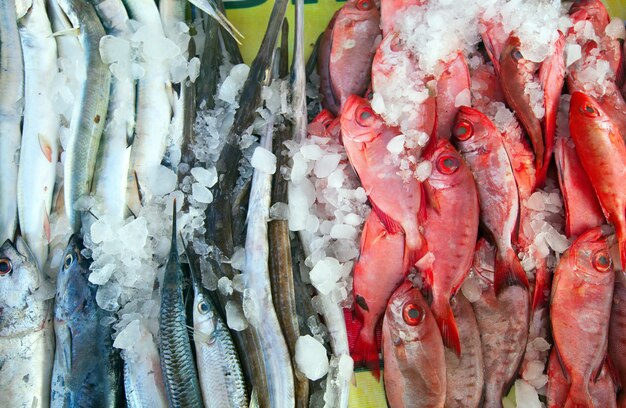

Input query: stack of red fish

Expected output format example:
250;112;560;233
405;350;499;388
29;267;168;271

309;0;626;406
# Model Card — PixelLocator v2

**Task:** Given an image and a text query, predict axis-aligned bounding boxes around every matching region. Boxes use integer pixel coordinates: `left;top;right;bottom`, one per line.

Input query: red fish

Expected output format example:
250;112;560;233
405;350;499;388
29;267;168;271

436;53;471;140
550;227;614;408
499;35;544;173
554;124;605;239
382;280;446;408
469;62;505;111
547;348;617;408
453;107;528;294
371;33;437;142
380;0;426;36
444;293;484;408
352;211;405;378
308;109;336;138
341;95;425;273
480;20;508;75
569;92;626;274
329;0;381;111
537;32;565;186
609;272;626;406
420;139;479;355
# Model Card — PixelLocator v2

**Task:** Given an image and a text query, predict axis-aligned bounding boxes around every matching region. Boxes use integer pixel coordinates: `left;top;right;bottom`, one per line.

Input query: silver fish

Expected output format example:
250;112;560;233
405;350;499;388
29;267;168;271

58;0;111;233
88;0;135;222
123;0;172;214
17;0;59;271
243;115;296;408
187;244;247;408
0;0;24;244
51;235;124;407
121;321;168;408
0;238;55;408
159;203;203;407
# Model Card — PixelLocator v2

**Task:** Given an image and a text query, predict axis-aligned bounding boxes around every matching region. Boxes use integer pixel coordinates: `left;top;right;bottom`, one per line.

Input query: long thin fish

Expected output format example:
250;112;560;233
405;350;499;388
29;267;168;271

0;0;24;244
121;321;168;408
243;116;296;408
187;242;247;408
159;202;203;407
58;0;111;233
123;0;172;214
268;9;309;408
17;0;59;271
51;235;124;407
88;0;135;223
0;238;55;408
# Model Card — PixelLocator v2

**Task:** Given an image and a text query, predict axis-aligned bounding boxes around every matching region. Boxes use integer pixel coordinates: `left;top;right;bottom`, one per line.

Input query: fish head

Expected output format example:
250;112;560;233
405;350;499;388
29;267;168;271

568;91;616;134
424;139;467;190
451;106;498;149
342;0;379;20
192;291;219;344
0;238;45;336
568;227;613;283
340;95;385;143
569;0;610;33
385;281;433;343
55;235;93;319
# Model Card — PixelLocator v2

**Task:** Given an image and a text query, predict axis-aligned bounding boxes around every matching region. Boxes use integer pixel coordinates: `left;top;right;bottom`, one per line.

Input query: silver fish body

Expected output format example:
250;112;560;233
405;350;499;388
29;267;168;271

0;0;24;244
0;238;55;408
17;0;59;270
191;264;247;408
51;235;124;407
59;0;111;233
122;321;168;408
89;0;135;222
159;208;203;408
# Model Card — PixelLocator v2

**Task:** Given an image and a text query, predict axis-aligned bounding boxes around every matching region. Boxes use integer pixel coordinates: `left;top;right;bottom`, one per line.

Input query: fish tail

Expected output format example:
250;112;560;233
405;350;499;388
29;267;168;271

565;376;594;408
494;246;529;295
352;327;381;380
431;297;461;357
531;260;550;313
403;233;427;275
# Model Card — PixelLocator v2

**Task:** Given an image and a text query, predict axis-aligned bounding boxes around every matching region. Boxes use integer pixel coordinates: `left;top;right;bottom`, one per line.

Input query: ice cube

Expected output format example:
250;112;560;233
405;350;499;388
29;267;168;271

119;217;149;250
269;202;290;220
217;276;234;296
337;354;354;382
461;275;482;303
100;35;131;64
192;183;213;204
188;57;201;83
190;166;218;188
96;282;122;311
329;224;357;240
251;146;277;174
606;18;626;40
89;264;116;285
143;165;177;196
387;135;405;155
295;335;329;381
225;300;248;331
415;160;432;181
514;379;542;408
113;319;141;349
454;88;471;107
230;247;246;271
565;44;582;67
309;257;342;295
314;153;341;179
301;144;325;161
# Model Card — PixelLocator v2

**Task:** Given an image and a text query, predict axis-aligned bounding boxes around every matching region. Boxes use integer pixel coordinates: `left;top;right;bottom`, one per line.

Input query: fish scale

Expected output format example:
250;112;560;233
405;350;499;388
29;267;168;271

159;205;203;408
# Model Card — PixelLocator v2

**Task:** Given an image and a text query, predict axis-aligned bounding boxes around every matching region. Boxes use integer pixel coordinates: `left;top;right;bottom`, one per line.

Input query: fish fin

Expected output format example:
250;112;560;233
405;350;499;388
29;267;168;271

43;206;51;243
248;387;258;408
423;180;440;215
554;343;570;383
432;298;461;356
38;134;53;163
494;246;529;295
49;27;80;38
531;260;550;312
565;374;594;408
369;200;403;235
418;183;428;224
352;327;381;380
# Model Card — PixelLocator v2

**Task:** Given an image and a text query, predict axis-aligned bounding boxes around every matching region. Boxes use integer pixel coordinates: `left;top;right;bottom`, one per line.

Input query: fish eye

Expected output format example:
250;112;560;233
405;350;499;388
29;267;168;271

511;48;523;62
355;106;375;127
356;0;373;11
197;301;210;314
63;253;74;269
402;302;424;326
0;258;12;276
580;103;599;118
592;251;611;272
436;154;460;175
453;119;473;141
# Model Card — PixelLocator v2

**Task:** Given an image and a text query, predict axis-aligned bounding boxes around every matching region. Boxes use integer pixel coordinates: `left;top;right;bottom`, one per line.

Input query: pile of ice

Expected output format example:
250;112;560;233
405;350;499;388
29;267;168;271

285;129;371;308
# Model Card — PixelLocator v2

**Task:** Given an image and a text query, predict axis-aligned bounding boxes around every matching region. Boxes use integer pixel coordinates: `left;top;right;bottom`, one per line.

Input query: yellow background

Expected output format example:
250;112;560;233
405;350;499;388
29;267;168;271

224;0;625;406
